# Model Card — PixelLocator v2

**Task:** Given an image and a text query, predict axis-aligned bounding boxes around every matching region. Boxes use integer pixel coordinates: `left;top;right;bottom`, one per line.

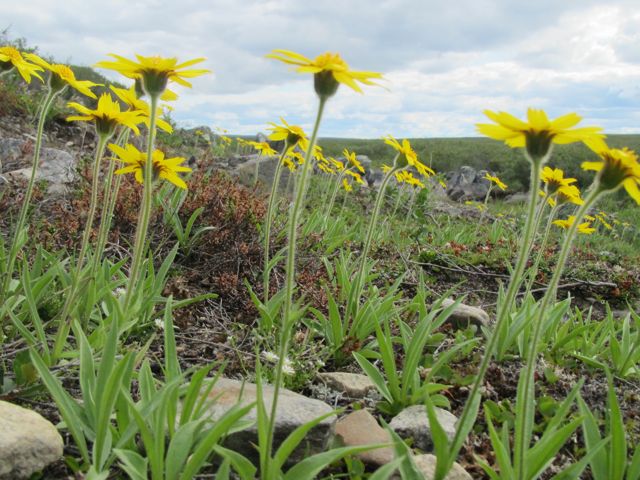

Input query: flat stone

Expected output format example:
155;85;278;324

317;372;377;398
0;137;77;193
204;378;335;465
413;454;472;479
335;410;393;466
441;298;490;329
389;405;458;451
0;401;63;479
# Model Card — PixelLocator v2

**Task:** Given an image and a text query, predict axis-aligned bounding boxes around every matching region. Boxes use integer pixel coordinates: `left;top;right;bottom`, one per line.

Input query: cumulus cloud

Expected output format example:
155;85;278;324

2;0;639;137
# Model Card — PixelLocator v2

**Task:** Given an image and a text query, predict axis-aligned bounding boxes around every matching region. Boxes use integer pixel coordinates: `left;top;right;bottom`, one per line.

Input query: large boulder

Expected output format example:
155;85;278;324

0;401;63;479
0;137;77;194
202;378;336;465
445;166;491;201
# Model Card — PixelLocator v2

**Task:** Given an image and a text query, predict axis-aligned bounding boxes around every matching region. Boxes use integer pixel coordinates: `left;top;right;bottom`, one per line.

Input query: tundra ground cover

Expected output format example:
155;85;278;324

1;40;640;480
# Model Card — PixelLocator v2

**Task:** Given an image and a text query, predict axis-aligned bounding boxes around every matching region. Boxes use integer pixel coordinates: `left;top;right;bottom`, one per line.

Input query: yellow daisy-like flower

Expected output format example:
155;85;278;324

582;145;640;204
399;170;425;188
541;166;577;193
342;178;353;192
595;213;612;230
477;108;606;160
110;85;173;133
383;135;435;177
248;141;277;156
330;158;345;172
67;93;144;137
343;148;365;174
110;143;191;189
268;117;309;151
283;156;297;172
25;54;99;98
266;49;383;98
345;169;365;185
381;164;393;174
318;162;336;175
484;173;507;191
0;46;43;83
95;54;210;96
554;185;584;206
553;216;596;234
288;150;305;166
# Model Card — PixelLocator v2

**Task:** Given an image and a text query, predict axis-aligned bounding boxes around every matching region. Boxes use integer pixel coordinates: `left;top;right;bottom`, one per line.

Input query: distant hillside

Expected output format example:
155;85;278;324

318;134;640;191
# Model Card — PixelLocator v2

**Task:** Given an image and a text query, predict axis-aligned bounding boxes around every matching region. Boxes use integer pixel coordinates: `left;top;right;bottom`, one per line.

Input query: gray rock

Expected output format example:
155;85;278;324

412;454;472;479
1;137;77;193
317;372;377;398
445;166;491;201
0;401;63;479
335;409;394;466
441;298;490;329
203;378;336;465
389;405;458;451
504;192;529;204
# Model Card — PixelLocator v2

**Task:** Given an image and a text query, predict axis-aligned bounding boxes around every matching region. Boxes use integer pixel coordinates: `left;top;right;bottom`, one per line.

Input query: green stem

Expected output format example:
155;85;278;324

1;88;57;304
51;133;110;359
263;145;291;303
264;97;327;470
91;128;130;278
513;187;600;478
123;95;159;311
348;161;401;326
322;170;346;231
523;203;558;297
403;187;417;229
440;158;544;478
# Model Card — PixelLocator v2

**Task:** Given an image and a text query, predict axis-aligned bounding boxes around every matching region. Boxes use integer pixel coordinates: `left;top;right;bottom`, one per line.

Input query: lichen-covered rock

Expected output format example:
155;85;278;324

202;378;336;465
317;372;377;398
0;401;63;479
389;405;458;451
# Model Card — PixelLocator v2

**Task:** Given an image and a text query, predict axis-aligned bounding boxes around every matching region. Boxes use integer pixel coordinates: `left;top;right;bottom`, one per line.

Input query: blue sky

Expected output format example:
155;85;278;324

3;0;640;138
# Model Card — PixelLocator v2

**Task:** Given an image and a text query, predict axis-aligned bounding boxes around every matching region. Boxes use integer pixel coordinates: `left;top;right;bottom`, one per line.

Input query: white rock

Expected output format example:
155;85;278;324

389;405;458;451
0;401;63;479
317;372;377;398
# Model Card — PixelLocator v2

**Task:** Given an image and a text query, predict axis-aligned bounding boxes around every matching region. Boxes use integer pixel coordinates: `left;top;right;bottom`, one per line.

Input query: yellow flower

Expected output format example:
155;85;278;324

330;158;345;171
95;54;209;96
283;156;297;172
384;135;434;177
381;164;393;174
541;166;577;193
288;151;305;165
484;173;507;191
268;118;308;151
342;178;353;192
318;162;336;175
554;185;584;206
345;169;365;185
595;213;612;230
0;46;43;83
110;143;191;189
110;85;173;133
400;171;425;188
582;145;640;204
266;49;383;98
553;215;595;234
248;141;277;156
25;54;99;97
477;108;605;160
313;145;326;163
67;93;145;136
343;148;365;173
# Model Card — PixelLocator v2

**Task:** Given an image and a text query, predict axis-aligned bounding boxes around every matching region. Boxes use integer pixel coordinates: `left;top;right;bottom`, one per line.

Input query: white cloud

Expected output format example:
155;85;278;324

2;0;639;137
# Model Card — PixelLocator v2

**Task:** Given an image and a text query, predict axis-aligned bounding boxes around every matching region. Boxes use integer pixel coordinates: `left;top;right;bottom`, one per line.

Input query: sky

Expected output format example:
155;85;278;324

2;0;640;138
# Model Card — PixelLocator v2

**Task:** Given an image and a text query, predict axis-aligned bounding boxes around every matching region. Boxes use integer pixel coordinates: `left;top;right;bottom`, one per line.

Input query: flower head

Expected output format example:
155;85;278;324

67;93;144;137
330;158;345;172
0;47;43;83
261;350;279;363
342;178;353;192
582;145;640;204
477;109;606;161
266;49;383;99
553;215;595;234
25;54;99;97
110;85;173;133
384;135;434;177
110;143;191;189
95;54;209;96
484;173;507;191
268;117;308;151
345;169;365;185
541;167;577;194
248;141;277;157
343;148;365;173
